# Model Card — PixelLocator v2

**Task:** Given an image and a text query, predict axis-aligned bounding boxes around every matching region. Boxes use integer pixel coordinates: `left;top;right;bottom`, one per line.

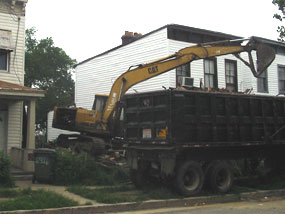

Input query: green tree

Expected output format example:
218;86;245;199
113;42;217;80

273;0;285;41
25;28;76;132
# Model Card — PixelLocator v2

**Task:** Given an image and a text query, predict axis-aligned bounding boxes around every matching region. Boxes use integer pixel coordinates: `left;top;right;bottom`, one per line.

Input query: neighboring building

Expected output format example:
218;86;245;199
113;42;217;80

0;0;45;171
74;24;285;110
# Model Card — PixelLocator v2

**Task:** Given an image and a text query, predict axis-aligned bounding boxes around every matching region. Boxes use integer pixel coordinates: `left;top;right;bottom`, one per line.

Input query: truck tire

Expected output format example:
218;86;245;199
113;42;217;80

175;161;204;196
208;161;233;193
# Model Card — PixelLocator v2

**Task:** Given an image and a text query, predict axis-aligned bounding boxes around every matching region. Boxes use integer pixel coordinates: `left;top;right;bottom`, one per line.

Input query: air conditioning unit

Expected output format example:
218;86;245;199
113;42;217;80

181;77;194;87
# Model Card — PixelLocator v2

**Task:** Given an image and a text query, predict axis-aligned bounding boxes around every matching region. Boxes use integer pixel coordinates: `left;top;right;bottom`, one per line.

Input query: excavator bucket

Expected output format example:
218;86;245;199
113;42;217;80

235;38;276;77
256;43;276;76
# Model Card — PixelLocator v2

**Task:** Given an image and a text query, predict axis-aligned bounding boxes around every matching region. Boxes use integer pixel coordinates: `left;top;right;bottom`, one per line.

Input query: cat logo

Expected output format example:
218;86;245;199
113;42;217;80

148;66;158;74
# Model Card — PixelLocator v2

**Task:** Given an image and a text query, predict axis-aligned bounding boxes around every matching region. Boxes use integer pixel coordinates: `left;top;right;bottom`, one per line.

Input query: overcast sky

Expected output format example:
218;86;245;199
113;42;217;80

25;0;281;63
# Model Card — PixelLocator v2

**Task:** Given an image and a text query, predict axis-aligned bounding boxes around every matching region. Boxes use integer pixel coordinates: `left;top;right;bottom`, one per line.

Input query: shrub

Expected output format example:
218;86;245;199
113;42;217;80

0;151;14;187
53;148;129;185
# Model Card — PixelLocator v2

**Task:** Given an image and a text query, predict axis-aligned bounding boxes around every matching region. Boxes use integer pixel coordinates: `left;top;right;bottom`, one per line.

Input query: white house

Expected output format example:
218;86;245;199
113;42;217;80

74;24;285;110
0;0;45;171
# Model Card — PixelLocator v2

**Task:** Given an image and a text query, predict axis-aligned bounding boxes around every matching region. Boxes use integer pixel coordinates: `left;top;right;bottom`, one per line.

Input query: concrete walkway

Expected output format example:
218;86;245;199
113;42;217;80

15;180;101;206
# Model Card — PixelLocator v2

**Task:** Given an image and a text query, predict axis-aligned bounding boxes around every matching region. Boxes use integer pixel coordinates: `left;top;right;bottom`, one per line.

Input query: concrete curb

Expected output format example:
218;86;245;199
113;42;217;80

1;189;285;214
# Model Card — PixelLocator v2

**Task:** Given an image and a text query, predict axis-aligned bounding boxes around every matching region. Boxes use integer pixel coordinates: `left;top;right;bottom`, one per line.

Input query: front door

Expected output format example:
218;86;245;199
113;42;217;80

0;111;7;152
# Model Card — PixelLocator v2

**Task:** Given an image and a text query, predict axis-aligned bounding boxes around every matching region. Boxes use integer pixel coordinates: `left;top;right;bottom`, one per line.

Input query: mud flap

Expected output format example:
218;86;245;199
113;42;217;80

160;153;176;176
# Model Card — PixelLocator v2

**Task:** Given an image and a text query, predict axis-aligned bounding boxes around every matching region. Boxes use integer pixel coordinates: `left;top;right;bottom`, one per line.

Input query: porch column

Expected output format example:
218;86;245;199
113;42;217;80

26;99;36;149
20;99;36;171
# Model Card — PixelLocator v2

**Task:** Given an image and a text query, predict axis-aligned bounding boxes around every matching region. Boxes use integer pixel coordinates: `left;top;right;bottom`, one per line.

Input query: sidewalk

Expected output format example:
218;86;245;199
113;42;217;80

15;180;101;206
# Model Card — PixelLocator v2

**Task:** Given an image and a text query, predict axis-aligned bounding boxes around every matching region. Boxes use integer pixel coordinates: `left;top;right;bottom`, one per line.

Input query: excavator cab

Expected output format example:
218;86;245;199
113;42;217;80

92;94;108;112
53;94;109;134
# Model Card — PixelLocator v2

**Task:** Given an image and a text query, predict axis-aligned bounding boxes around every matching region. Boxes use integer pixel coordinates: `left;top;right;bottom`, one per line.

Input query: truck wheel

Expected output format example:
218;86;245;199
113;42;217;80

208;161;233;193
175;161;204;196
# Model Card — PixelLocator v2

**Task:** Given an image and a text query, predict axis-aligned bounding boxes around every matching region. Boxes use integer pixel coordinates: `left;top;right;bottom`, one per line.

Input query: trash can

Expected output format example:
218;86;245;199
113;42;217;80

33;148;57;184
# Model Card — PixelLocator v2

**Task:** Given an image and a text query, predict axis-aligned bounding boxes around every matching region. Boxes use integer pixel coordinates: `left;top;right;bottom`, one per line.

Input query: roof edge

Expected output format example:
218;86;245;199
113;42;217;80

74;25;169;68
74;24;284;68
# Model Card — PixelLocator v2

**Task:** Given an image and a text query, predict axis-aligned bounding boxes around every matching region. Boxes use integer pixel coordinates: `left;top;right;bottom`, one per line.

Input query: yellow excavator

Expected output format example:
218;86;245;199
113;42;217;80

52;37;275;153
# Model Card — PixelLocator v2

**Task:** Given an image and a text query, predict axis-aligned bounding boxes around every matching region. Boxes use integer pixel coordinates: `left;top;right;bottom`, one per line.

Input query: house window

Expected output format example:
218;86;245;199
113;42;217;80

0;50;9;72
176;63;190;87
204;58;217;89
257;70;268;93
278;65;285;94
225;59;237;92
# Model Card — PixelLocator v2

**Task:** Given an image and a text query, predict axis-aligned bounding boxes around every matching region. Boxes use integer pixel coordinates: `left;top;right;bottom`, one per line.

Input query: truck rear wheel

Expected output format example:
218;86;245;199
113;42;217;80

208;161;233;193
175;161;204;196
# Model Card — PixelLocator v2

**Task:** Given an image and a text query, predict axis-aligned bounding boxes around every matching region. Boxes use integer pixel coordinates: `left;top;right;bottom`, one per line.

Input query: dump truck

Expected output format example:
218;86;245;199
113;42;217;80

52;37;275;157
125;89;285;196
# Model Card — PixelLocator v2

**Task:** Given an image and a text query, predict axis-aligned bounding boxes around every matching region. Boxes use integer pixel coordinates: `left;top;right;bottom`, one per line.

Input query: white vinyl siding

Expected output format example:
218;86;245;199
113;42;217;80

244;53;285;96
75;28;169;109
0;12;25;85
271;55;285;95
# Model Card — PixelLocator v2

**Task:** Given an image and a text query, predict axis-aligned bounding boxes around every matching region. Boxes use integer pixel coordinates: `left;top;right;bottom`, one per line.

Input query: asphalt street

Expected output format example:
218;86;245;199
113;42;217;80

113;198;285;214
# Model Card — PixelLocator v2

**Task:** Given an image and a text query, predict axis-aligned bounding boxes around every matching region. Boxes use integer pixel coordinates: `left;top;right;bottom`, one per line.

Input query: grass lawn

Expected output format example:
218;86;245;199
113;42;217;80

67;175;285;204
0;188;78;211
67;184;184;204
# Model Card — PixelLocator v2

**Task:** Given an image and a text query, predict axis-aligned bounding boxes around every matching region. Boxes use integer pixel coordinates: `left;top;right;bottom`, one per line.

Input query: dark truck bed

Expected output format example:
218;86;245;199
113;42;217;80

124;89;285;195
124;89;285;147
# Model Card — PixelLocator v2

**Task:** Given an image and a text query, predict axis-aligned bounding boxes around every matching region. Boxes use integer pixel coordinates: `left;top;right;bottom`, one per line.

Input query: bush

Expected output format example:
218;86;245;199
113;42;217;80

53;148;129;185
0;151;14;187
35;134;49;148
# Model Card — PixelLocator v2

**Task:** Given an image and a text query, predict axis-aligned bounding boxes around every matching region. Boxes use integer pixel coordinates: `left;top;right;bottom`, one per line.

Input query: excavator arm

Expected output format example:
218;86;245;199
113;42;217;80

103;37;275;124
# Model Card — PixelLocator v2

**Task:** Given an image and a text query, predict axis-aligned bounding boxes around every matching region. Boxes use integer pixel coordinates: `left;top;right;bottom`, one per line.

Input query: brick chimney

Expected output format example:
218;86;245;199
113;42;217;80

121;31;142;45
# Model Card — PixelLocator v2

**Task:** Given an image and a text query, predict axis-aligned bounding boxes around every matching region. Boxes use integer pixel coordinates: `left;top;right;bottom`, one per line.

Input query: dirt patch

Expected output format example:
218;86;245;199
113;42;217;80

0;198;10;201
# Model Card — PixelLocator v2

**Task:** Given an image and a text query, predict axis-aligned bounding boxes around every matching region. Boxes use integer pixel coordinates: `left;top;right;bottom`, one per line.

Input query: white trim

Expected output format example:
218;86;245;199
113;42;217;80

0;91;45;98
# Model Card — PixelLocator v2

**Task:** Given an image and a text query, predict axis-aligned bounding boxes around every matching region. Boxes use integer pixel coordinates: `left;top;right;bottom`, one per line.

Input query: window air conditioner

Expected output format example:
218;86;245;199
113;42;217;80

181;77;194;87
